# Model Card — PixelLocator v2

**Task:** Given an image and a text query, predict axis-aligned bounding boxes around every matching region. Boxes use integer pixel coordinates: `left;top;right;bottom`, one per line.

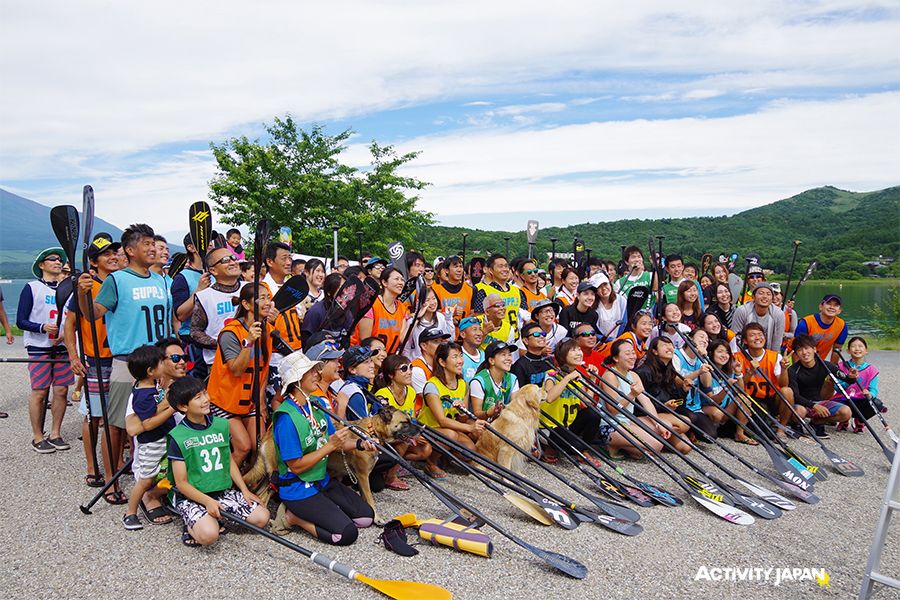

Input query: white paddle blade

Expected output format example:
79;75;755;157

736;479;797;511
692;494;756;526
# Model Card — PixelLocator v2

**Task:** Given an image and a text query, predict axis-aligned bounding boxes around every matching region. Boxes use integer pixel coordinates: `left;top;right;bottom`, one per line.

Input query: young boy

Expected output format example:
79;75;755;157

123;345;177;530
459;316;485;383
166;377;269;546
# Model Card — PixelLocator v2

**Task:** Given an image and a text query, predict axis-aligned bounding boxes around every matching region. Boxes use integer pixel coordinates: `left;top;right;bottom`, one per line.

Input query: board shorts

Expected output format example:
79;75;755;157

27;349;74;390
808;399;846;418
209;403;257;419
174;488;257;529
79;357;113;417
105;358;134;429
132;438;167;480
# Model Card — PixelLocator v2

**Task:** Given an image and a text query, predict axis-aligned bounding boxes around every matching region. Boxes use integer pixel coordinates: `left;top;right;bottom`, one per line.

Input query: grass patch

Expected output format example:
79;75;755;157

868;336;900;351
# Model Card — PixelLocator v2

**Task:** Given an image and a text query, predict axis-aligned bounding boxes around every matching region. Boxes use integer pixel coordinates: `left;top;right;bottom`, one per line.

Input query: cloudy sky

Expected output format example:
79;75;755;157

1;1;898;234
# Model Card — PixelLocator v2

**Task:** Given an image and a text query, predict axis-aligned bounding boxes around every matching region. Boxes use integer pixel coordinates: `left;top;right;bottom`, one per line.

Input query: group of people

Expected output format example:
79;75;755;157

5;228;884;548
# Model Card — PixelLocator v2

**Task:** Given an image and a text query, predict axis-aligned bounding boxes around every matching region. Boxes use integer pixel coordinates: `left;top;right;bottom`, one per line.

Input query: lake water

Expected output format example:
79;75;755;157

1;278;896;335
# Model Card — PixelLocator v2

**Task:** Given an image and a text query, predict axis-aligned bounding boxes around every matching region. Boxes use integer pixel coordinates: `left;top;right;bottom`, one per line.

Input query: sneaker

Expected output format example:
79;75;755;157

835;420;849;433
813;424;830;439
853;418;866;434
31;439;56;454
122;514;143;531
47;437;71;451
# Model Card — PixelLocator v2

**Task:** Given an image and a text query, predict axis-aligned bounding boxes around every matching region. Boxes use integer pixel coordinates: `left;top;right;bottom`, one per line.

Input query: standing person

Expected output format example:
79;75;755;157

150;236;172;282
225;228;246;261
65;234;120;485
171;234;209;375
167;377;269;547
545;259;566;298
262;242;292;297
191;247;246;373
553;268;580;307
734;323;795;428
472;254;522;343
356;267;409;355
787;334;854;438
794;294;848;362
739;266;765;305
511;322;552;388
0;286;15;346
771;283;798;349
517;258;547;312
78;224;173;494
707;282;735;330
301;273;347;347
676;281;702;330
291;259;307;277
469;340;519;421
559;282;598;332
206;284;272;470
406;252;426;280
432;255;473;325
592;272;626;340
270;351;374;546
18;247;73;452
614;246;653;296
525;299;566;354
730;282;785;351
303;258;327;305
458;316;485;383
662;254;686;304
403;287;454;361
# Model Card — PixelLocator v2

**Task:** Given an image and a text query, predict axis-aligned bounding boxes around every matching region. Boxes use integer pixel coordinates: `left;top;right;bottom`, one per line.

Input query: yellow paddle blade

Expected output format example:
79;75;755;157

355;574;452;600
505;493;553;525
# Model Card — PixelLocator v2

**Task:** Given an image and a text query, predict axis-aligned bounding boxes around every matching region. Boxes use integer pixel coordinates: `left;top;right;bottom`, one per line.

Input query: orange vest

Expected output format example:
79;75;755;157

368;296;408;354
207;319;272;415
801;315;846;359
519;285;548;312
614;332;647;363
80;277;111;358
432;282;473;319
273;308;303;351
735;349;779;399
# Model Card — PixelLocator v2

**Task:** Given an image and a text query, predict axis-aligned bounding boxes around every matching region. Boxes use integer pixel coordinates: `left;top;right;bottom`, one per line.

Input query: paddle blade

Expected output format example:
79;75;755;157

619;484;656;508
188;201;213;253
593;514;643;536
520;541;588;579
625;285;650;322
727;487;782;520
505;493;553;526
355;574;452;600
50;205;79;267
691;493;755;526
273;275;310;313
825;450;865;477
81;185;95;272
55;276;74;318
771;478;820;504
631;480;683;507
587;496;641;523
736;479;797;511
168;253;189;279
387;241;408;279
534;497;578;530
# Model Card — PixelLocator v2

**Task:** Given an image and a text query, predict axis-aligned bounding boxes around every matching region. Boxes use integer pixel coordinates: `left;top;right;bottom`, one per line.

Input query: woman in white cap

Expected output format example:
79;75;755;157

271;351;376;546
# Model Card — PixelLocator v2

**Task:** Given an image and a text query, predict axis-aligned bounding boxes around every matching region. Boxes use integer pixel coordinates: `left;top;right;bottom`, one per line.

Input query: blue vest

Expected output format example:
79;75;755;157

104;269;172;355
175;268;203;336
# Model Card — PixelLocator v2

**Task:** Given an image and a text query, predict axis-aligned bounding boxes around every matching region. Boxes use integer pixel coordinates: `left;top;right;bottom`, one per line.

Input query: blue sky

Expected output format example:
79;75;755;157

1;1;898;236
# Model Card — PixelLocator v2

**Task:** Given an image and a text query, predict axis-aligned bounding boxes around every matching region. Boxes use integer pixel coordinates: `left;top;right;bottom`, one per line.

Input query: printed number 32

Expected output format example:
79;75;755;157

200;447;223;472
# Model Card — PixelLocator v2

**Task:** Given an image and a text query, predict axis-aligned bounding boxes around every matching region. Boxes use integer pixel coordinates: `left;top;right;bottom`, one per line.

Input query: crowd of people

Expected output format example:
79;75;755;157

2;227;885;548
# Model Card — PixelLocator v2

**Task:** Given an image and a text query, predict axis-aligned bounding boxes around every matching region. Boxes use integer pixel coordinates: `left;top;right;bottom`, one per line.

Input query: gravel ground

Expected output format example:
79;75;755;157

0;343;898;600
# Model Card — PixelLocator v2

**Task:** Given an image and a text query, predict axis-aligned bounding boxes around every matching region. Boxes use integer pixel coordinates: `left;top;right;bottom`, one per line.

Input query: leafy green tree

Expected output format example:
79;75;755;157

865;287;900;338
208;116;433;257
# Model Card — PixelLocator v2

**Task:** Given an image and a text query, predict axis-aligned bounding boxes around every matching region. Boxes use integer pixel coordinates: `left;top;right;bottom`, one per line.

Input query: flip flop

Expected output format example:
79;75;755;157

140;503;174;525
104;490;127;505
84;474;105;488
182;526;201;547
426;467;449;480
386;479;411;491
734;436;759;446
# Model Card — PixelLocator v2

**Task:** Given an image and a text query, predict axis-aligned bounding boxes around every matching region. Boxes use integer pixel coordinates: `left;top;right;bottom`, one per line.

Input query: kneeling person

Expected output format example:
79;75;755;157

167;377;269;547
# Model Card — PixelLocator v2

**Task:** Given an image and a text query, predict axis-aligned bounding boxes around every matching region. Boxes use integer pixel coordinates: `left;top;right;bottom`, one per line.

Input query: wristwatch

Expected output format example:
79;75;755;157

241;338;253;349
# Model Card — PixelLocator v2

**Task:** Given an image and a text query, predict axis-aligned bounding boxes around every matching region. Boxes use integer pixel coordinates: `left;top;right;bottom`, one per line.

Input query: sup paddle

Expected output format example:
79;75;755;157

272;275;310;313
168;252;189;279
625;283;650;325
218;509;451;600
787;259;817;306
251;219;270;449
782;240;801;308
188;201;213;257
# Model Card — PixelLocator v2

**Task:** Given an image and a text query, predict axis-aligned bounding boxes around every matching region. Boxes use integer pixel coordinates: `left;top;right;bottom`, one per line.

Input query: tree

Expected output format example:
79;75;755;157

208;115;433;257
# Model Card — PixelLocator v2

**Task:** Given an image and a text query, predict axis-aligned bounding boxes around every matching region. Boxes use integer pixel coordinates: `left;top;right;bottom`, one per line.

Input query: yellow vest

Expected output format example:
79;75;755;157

476;281;522;342
418;376;467;428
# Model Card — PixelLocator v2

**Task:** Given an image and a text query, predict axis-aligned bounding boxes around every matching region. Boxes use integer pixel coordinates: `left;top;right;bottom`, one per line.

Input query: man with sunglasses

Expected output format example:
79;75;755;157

517;259;548;313
523;299;565;355
191;247;246;377
478;292;515;349
573;322;605;371
730;282;786;351
18;247;73;453
511;322;553;388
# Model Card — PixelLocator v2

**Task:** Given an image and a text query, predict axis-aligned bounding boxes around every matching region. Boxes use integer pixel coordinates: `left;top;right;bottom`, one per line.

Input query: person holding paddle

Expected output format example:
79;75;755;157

190;247;246;373
356;266;409;355
171;234;209;376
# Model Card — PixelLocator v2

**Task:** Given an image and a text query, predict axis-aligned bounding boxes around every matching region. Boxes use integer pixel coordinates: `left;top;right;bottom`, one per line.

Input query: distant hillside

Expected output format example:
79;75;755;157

0;188;125;277
413;186;900;279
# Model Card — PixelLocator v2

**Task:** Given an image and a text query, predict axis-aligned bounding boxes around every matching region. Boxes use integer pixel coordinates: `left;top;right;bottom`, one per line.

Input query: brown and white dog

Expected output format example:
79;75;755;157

243;405;421;528
475;384;542;473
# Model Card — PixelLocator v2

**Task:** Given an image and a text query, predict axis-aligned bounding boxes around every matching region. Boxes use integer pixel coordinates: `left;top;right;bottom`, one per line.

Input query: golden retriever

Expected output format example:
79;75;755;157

475;384;542;473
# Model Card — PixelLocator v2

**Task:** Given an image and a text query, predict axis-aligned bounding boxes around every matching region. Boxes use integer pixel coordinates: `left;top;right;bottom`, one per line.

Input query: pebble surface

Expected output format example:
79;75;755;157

1;344;898;599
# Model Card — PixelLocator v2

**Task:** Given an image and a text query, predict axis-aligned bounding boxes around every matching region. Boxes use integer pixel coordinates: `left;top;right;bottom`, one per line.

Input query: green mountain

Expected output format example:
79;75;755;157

0;188;124;278
413;186;900;279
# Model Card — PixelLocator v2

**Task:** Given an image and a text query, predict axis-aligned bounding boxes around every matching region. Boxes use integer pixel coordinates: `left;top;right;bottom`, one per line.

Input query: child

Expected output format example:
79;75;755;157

123;345;177;530
834;336;882;433
166;377;269;546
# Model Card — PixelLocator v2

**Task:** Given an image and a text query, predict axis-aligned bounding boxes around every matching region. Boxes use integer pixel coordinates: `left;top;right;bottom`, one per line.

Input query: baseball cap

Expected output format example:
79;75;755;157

821;294;842;306
419;327;452;344
483;339;512;359
769;282;782;293
459;316;481;332
530;298;560;321
365;257;387;269
576;281;597;294
343;345;378;368
747;265;764;277
87;233;122;260
305;340;345;361
752;282;773;295
589;271;610;288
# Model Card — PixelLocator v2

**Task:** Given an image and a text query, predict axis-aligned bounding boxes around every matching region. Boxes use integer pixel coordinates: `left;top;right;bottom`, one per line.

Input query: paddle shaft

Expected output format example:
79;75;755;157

834;350;897;437
782;241;801;308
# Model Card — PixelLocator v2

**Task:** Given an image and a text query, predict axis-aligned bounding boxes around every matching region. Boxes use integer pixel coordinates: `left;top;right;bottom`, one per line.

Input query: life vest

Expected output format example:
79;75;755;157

519;285;547;312
166;417;232;494
375;385;418;417
735;349;780;399
834;361;878;401
475;281;522;342
368;296;408;354
195;283;246;364
540;383;581;428
477;314;515;349
79;277;111;358
800;315;847;359
418;376;467;428
614;331;648;363
273;398;330;485
207;319;272;415
432;282;473;319
471;369;516;416
23;279;68;349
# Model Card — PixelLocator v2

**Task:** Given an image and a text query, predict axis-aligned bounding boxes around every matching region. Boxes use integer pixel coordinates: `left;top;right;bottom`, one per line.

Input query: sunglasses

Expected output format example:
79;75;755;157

523;268;540;275
526;331;547;338
43;256;63;263
487;303;505;310
748;274;763;280
396;364;412;373
167;354;187;363
576;331;597;337
210;255;238;267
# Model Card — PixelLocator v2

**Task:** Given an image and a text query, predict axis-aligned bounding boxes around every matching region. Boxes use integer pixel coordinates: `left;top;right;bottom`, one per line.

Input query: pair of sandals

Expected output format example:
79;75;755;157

182;523;226;547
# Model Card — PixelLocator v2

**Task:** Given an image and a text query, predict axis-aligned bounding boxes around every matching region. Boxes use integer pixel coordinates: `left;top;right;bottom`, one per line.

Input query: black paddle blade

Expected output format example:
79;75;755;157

823;447;865;477
168;253;189;279
590;473;631;503
585;495;641;523
188;201;213;253
618;484;656;508
700;252;712;275
55;276;74;317
81;185;95;272
50;205;79;267
273;275;310;313
765;443;815;491
387;241;408;279
721;484;782;520
625;285;650;322
535;497;579;530
575;505;643;536
519;540;588;579
630;480;683;507
770;478;821;504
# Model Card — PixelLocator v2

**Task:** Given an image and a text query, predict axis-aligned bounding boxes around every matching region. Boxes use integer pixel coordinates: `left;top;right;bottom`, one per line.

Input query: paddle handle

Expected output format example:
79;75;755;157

311;552;356;580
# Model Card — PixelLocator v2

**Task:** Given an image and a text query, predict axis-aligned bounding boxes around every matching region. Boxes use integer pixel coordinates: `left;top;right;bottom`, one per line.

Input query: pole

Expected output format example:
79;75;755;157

782;240;801;308
332;226;339;271
504;236;510;257
461;232;468;265
355;231;363;265
550;237;558;260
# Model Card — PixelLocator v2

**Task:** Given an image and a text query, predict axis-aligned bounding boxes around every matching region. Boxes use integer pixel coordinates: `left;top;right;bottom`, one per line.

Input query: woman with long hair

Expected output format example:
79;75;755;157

707;282;734;330
613;310;654;365
593;274;626;341
704;339;755;444
403;287;454;360
676;280;702;330
301;272;347;347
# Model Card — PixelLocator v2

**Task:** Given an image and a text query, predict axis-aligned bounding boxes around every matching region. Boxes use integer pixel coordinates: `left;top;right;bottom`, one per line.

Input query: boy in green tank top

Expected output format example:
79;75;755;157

166;377;269;547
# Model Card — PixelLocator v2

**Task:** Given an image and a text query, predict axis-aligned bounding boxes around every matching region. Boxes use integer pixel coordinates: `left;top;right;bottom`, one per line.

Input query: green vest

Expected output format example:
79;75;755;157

472;369;516;413
274;398;330;484
663;282;679;305
167;416;232;494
